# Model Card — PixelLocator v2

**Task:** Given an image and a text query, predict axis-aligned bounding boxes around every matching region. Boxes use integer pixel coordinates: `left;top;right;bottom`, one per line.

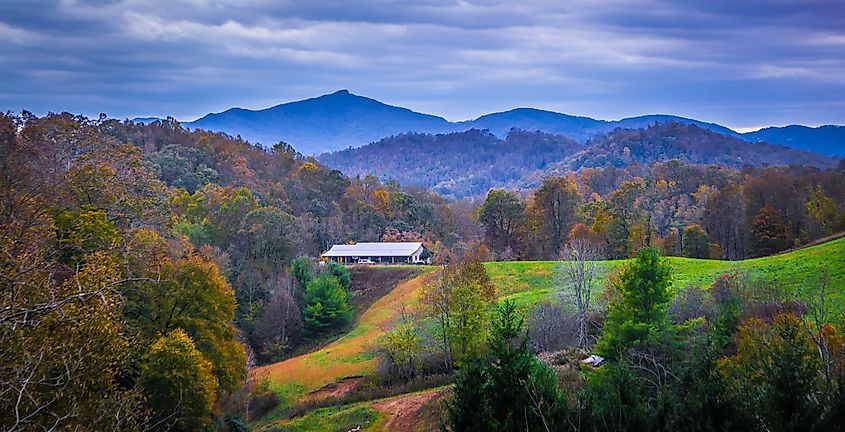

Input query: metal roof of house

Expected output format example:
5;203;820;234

321;242;424;257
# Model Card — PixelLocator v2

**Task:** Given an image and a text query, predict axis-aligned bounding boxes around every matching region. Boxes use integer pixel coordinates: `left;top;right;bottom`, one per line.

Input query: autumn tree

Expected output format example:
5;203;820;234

376;309;424;382
419;249;495;369
752;203;789;256
703;184;746;259
532;175;581;259
478;189;525;258
123;232;246;392
603;179;645;258
719;314;822;431
139;329;218;432
683;224;711;258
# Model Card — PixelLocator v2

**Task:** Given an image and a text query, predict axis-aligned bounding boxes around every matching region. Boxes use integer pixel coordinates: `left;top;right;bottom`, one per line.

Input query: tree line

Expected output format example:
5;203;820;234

478;160;845;261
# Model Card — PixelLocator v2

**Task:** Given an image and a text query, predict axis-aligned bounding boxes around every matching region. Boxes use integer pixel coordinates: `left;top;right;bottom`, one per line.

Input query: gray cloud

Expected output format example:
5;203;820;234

1;0;843;129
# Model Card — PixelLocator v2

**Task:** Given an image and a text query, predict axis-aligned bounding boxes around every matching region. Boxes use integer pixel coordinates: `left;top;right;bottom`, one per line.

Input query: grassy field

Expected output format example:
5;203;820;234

486;237;845;309
255;238;845;430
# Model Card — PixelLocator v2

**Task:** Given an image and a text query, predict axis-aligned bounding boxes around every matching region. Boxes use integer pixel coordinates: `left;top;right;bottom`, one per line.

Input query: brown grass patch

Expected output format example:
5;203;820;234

251;272;434;398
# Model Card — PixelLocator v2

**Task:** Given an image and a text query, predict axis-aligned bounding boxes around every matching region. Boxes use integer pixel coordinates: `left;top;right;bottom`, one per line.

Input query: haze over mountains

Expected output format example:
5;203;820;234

144;90;845;157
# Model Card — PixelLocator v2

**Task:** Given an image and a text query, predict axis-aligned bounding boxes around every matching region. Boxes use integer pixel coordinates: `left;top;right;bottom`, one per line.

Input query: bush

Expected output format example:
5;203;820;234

527;302;579;352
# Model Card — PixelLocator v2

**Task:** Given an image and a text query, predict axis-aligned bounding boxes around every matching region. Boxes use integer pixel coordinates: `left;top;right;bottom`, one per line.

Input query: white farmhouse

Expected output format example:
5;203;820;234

321;242;431;264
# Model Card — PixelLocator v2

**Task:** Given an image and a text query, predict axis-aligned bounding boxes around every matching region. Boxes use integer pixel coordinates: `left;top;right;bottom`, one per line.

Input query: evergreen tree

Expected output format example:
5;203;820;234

597;247;673;360
302;274;353;339
447;301;567;432
326;261;351;291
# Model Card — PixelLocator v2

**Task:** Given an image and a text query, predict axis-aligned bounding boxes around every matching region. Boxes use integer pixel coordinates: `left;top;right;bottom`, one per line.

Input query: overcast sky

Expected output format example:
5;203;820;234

2;0;844;130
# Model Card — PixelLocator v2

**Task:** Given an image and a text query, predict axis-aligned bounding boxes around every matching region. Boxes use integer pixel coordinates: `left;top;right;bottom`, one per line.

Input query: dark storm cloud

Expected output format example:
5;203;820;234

1;0;843;129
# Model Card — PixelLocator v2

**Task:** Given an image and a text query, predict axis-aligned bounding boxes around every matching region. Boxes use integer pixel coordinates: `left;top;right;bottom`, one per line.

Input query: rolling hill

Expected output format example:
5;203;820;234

254;237;845;431
319;122;839;198
138;90;843;156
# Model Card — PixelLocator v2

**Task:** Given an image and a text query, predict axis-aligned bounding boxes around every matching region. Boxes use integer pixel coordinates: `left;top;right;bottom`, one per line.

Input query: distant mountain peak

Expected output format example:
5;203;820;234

177;90;845;157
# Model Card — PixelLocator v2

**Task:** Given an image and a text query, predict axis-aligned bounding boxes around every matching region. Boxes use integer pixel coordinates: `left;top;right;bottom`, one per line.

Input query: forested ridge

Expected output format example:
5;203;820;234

320;122;839;198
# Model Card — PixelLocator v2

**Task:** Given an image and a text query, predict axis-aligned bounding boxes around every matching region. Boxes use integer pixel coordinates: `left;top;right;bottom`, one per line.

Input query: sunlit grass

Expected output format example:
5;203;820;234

486;237;845;310
252;269;434;405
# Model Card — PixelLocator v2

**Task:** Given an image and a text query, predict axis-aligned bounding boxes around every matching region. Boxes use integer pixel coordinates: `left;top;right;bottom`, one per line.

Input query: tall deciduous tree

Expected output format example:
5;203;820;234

419;250;495;370
478;189;525;258
752;203;789;256
533;176;581;259
139;329;218;432
559;238;602;348
604;179;645;258
683;224;710;258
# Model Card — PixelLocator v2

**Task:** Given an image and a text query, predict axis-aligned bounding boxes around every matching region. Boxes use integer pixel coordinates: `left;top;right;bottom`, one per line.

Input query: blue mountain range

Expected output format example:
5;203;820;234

133;89;844;156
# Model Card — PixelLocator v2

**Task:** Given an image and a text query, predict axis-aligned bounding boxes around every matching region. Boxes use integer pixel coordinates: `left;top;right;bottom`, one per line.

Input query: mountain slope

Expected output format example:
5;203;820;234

186;90;453;155
320;122;838;197
743;125;845;157
558;122;835;171
462;109;742;142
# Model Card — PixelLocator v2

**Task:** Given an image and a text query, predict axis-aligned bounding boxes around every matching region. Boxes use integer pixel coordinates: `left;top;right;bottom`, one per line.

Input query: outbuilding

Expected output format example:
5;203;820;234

321;242;431;264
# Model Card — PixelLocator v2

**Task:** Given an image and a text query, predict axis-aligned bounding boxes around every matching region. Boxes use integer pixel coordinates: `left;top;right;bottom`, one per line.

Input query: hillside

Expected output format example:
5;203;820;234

255;237;845;431
556;122;836;171
319;129;584;197
462;109;740;142
320;122;838;197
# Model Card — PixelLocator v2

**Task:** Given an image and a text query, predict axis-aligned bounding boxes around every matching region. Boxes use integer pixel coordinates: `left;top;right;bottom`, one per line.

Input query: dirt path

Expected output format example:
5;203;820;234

301;376;363;403
371;389;445;432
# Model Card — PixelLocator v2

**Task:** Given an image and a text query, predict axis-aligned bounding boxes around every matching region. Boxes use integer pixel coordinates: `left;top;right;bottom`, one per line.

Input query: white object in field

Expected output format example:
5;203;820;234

581;355;605;367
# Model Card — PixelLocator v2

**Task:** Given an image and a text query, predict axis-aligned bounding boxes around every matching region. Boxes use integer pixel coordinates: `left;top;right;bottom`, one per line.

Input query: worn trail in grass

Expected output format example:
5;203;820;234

270;387;447;432
252;270;433;406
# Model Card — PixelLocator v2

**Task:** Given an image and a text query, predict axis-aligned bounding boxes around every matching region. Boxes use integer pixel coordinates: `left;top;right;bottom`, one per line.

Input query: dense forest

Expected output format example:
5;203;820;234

320;129;585;197
320;122;839;198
